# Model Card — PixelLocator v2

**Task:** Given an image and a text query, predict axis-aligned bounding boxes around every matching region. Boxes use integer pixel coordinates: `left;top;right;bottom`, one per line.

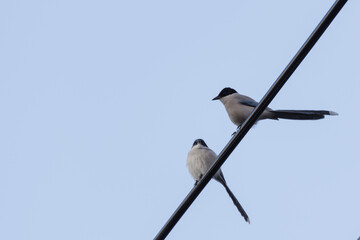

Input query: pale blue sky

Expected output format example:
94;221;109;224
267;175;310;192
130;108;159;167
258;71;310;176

0;0;359;239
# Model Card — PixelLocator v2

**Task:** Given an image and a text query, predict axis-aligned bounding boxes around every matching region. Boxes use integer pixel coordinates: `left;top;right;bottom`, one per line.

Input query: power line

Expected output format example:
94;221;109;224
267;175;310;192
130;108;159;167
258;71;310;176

154;1;347;239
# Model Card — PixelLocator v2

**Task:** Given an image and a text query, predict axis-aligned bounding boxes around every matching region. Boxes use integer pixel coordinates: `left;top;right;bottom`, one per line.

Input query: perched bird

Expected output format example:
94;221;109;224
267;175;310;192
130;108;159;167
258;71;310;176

187;139;250;223
212;87;338;127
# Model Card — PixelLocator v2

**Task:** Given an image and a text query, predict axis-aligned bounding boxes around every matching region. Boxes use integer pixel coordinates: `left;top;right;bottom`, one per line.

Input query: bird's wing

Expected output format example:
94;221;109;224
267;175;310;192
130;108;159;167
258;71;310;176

237;95;273;111
238;99;259;108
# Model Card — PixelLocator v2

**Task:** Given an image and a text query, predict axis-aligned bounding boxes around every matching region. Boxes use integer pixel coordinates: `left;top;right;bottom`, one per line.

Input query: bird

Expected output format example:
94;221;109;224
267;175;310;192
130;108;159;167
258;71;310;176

212;87;338;128
187;139;250;223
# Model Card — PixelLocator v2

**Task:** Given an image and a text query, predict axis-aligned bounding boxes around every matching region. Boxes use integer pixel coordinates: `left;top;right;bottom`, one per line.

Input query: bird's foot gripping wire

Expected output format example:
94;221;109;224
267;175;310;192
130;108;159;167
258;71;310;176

194;174;203;186
231;125;242;136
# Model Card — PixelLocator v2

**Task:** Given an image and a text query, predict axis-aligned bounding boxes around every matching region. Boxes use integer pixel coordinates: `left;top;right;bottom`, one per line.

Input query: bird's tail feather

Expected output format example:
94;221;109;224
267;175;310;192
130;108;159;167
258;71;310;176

221;182;250;223
271;110;338;120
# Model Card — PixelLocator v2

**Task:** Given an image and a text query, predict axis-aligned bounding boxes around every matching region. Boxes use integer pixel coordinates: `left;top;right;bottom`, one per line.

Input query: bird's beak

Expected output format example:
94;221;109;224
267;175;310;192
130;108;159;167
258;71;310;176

212;96;220;101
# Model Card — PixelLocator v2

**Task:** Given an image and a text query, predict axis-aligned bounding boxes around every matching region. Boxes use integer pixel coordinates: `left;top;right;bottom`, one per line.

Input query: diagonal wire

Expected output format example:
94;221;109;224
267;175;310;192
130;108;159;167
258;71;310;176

154;0;347;239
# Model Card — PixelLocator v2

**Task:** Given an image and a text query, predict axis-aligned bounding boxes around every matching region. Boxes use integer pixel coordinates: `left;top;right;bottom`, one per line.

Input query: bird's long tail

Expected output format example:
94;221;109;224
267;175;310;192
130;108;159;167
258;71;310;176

221;182;250;223
271;110;338;120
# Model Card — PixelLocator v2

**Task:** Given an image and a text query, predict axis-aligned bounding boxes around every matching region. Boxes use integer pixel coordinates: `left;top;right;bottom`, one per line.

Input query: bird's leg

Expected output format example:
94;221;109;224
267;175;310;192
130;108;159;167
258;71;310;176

194;174;203;186
232;125;242;136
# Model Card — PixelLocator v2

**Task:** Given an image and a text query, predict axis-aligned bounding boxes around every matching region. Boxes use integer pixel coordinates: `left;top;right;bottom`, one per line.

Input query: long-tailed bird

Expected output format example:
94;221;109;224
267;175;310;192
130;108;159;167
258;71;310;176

187;139;250;223
212;87;338;128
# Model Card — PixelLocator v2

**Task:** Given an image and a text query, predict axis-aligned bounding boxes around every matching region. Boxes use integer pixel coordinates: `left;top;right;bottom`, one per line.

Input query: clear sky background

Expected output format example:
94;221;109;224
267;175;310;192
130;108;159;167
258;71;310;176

0;0;359;239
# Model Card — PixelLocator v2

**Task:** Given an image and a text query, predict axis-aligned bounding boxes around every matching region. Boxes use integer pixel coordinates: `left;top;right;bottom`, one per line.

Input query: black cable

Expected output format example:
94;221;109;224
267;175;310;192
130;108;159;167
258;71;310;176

154;1;347;239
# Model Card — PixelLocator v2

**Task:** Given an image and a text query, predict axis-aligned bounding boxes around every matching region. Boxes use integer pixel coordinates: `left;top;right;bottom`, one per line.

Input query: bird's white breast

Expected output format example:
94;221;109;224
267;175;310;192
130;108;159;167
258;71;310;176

187;146;220;181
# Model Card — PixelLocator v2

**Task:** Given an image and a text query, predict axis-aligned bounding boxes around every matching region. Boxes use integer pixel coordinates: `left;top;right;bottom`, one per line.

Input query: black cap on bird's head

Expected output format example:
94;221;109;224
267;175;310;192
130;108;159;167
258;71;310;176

192;139;208;148
212;87;237;100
